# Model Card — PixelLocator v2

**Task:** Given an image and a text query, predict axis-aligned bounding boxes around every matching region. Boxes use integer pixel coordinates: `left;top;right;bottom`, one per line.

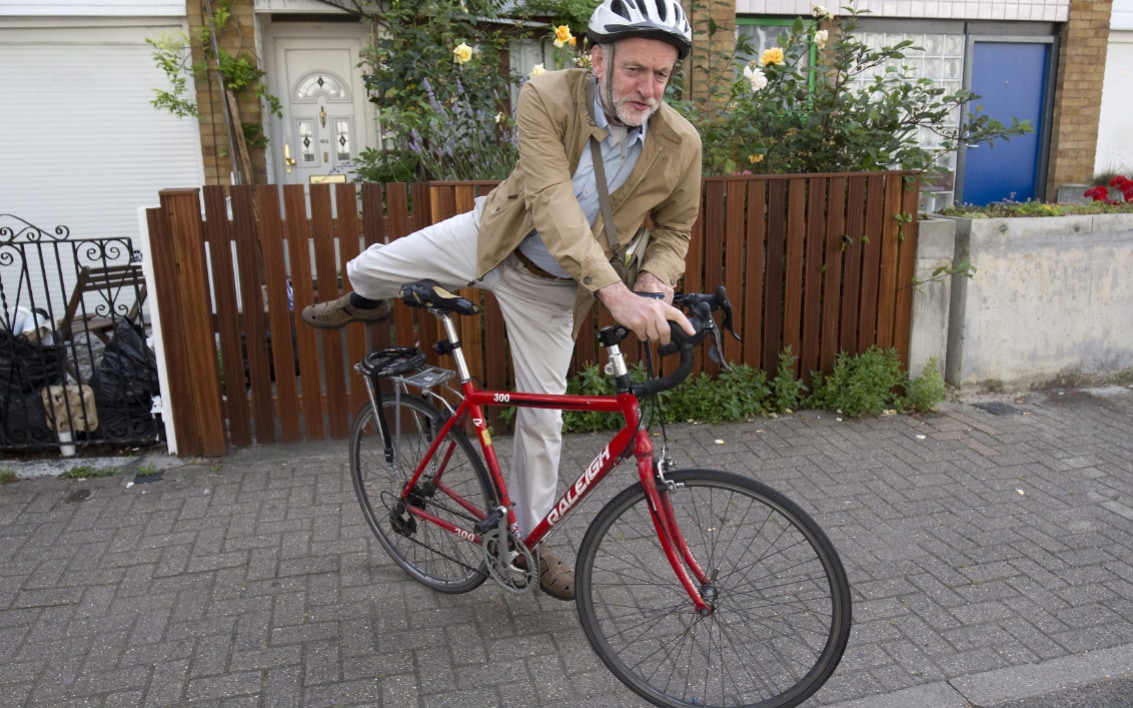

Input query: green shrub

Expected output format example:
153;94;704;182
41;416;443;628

770;347;807;413
499;346;941;434
680;2;1030;176
561;363;620;433
808;346;904;416
902;356;947;413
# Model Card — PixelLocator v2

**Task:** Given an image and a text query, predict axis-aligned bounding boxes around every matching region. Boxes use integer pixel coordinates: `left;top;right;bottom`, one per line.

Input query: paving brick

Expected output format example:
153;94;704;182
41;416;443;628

3;391;1133;705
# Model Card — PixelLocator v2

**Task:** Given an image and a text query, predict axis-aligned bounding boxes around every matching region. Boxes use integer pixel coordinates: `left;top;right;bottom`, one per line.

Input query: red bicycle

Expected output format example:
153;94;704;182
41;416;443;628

350;280;851;708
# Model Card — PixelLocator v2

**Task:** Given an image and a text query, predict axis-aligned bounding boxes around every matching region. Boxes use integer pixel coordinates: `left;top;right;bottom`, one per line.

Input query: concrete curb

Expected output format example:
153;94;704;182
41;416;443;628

828;644;1133;707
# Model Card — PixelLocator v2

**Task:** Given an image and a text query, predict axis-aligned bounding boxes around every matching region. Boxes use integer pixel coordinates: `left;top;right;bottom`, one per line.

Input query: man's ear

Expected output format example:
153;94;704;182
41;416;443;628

590;44;606;74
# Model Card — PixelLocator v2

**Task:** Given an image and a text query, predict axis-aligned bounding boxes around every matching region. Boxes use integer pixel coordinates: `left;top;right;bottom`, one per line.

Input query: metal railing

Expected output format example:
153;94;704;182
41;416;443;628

0;214;161;452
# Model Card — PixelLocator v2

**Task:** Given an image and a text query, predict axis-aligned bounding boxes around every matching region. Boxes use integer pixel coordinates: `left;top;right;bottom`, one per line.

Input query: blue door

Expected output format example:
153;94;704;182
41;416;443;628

961;41;1050;206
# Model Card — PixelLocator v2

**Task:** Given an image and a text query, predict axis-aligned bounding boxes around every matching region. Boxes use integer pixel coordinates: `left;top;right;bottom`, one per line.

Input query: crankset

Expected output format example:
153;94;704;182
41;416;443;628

481;526;536;593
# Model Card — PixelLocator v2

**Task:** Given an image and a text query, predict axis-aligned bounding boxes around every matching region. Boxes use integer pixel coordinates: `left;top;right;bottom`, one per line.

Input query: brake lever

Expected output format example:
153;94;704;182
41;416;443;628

712;285;742;342
707;325;731;371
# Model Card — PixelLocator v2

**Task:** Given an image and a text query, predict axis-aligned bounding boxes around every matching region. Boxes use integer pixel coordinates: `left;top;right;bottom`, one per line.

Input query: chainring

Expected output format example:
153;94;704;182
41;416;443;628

481;527;536;593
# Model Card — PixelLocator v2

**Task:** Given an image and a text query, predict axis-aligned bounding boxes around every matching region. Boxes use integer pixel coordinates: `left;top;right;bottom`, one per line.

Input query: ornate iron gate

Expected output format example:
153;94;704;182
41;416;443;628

0;214;161;452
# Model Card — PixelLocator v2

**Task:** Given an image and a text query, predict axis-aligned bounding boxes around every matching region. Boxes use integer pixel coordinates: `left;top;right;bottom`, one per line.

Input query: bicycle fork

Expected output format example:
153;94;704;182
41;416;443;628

637;447;715;616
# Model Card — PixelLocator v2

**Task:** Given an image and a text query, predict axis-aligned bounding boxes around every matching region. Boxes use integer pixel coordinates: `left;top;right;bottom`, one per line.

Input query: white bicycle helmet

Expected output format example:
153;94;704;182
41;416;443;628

587;0;693;60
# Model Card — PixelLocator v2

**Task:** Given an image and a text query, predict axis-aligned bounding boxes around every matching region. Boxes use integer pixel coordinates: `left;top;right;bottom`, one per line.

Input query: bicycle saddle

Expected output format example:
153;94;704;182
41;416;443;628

398;279;481;316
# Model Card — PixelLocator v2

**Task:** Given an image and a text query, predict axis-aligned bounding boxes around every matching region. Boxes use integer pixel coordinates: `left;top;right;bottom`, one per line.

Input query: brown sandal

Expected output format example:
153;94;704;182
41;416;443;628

537;548;575;601
301;294;391;329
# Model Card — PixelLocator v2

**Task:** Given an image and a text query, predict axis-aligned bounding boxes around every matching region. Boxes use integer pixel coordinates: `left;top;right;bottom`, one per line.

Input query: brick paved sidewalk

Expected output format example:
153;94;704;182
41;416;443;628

0;387;1130;706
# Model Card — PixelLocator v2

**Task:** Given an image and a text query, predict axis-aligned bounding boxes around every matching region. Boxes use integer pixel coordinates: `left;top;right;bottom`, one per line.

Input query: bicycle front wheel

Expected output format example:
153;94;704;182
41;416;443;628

350;394;496;594
576;468;851;708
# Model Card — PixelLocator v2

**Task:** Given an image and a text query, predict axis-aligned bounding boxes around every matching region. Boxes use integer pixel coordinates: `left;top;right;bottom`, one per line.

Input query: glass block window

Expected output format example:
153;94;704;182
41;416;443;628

848;31;966;177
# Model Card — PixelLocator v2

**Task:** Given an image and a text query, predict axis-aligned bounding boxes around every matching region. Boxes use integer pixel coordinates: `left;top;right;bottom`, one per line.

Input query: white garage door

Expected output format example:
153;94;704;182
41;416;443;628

0;22;205;241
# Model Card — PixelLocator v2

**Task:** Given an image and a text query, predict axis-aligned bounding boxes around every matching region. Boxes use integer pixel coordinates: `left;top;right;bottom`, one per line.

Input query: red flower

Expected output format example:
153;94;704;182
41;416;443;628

1110;175;1133;202
1084;185;1112;203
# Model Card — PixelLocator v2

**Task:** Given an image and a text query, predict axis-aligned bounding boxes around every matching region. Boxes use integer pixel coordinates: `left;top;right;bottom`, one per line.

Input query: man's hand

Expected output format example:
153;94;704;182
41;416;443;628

632;270;675;304
597;277;693;345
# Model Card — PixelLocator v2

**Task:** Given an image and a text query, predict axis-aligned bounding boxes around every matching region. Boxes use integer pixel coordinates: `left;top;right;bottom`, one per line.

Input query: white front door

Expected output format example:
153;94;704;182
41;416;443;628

263;24;377;185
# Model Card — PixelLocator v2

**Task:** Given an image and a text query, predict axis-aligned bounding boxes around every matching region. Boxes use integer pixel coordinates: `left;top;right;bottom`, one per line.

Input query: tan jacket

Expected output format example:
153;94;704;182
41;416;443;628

475;69;702;334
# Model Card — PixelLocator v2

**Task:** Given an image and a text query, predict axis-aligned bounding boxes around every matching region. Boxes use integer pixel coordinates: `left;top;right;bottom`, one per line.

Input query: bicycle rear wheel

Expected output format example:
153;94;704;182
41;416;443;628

576;468;851;708
350;394;496;593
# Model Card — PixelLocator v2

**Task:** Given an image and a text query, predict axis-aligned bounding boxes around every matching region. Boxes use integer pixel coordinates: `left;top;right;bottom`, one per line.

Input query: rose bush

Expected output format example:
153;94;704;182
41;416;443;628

678;2;1032;176
1085;175;1133;205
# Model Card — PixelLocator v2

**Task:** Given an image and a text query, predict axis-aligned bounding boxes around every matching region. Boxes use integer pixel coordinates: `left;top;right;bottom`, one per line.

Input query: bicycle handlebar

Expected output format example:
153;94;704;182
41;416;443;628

630;285;740;399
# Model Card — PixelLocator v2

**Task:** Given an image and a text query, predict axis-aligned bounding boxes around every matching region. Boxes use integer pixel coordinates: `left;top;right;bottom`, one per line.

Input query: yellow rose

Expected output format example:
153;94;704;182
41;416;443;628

759;47;785;66
553;25;574;49
748;154;765;164
452;42;473;64
530;63;547;77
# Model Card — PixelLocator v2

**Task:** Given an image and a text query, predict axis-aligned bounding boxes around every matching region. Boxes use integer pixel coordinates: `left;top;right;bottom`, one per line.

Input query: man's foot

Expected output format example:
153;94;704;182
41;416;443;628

301;293;391;329
536;548;574;601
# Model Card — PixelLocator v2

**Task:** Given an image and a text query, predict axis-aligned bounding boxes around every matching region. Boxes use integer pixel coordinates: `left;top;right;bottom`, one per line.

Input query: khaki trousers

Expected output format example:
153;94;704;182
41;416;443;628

346;197;579;536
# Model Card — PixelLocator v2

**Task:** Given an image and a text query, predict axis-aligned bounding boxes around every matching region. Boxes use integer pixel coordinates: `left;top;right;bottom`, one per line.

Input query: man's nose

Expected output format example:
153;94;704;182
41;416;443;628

637;76;657;99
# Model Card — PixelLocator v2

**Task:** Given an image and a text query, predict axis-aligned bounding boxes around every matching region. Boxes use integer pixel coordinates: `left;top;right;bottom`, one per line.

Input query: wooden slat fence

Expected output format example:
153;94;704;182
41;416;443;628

146;172;919;455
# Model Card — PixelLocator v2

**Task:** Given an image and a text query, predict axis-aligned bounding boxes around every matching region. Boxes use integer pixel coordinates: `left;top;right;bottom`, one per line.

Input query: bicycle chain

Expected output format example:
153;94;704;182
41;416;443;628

379;491;486;576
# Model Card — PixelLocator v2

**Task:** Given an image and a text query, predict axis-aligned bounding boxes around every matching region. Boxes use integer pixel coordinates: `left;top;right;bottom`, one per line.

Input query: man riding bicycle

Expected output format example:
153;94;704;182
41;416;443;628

302;0;701;600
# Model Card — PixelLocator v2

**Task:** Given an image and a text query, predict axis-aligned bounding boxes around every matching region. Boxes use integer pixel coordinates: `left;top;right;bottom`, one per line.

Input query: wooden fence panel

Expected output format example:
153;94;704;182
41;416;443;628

858;174;885;350
202;186;251;447
257;186;302;442
801;176;827;381
783;178;807;371
283;185;325;440
840;176;866;353
156;189;226;456
876;175;904;350
893;181;921;365
763;179;787;370
723;180;746;367
147;205;200;452
742;179;766;371
360;183;394;356
231;186;276;443
821;176;847;374
335;183;369;417
310;184;350;438
700;181;726;377
150;173;918;452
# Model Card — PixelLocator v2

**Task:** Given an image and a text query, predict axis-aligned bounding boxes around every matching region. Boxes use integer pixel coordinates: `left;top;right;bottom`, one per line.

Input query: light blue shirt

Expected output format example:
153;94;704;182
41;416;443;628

517;86;647;278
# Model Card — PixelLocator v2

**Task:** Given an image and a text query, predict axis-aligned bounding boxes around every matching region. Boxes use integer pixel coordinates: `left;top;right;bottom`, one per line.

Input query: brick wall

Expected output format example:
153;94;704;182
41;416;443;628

189;0;267;185
1046;0;1113;199
683;0;736;116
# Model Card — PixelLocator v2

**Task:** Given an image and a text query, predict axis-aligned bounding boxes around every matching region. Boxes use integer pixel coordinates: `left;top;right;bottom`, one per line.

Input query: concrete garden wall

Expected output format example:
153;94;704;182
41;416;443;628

913;214;1133;390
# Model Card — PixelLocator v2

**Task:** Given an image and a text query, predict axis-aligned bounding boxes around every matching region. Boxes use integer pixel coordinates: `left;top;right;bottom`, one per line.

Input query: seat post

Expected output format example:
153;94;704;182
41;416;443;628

435;311;473;383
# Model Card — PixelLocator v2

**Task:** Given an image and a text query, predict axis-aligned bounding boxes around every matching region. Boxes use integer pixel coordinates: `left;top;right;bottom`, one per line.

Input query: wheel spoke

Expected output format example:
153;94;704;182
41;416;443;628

350;396;494;594
576;469;851;708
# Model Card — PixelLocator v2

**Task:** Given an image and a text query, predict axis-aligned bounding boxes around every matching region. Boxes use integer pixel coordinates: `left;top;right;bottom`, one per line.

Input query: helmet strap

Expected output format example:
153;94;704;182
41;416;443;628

598;42;624;127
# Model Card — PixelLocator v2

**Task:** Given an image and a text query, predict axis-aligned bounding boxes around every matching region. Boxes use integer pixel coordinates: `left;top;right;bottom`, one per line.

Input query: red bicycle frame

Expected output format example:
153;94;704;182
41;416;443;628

389;313;712;613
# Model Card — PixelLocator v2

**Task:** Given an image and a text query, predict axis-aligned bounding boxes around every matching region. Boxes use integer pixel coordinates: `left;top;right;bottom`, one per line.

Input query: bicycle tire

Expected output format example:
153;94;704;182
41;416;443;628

350;394;496;594
575;468;851;708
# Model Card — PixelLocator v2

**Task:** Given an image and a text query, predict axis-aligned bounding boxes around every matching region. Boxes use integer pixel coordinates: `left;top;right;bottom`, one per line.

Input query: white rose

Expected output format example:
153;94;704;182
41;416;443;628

743;64;768;92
